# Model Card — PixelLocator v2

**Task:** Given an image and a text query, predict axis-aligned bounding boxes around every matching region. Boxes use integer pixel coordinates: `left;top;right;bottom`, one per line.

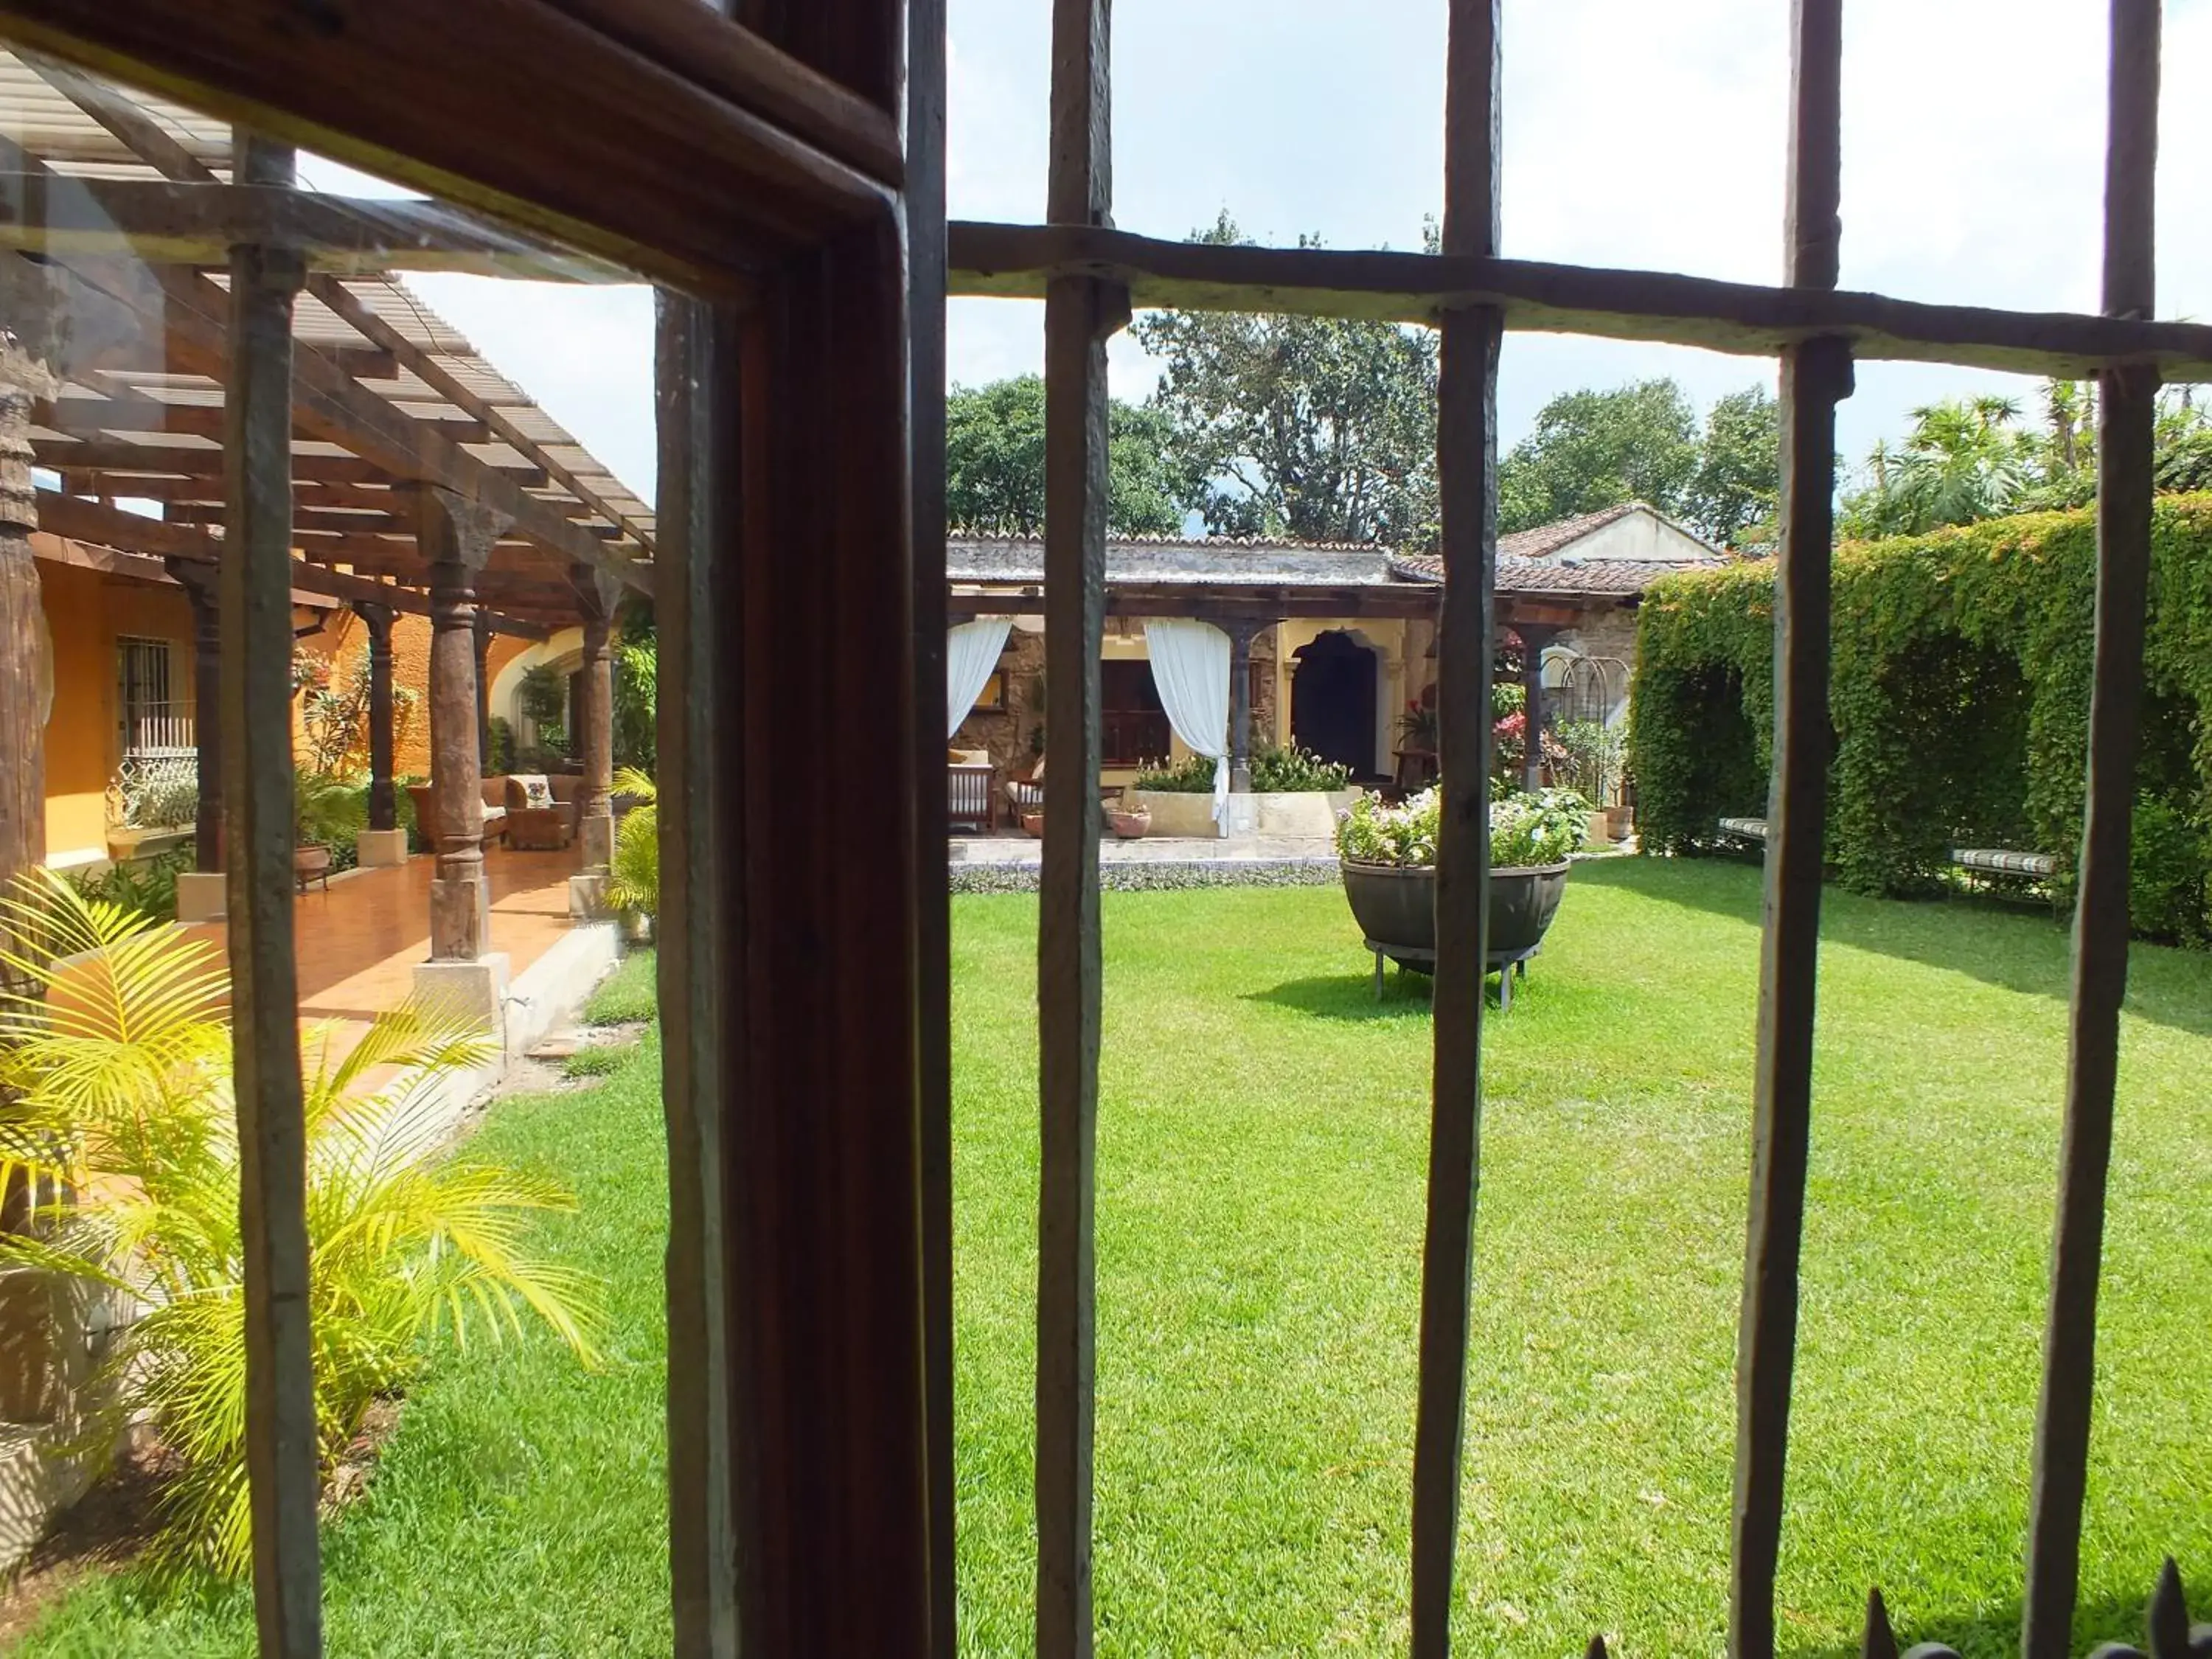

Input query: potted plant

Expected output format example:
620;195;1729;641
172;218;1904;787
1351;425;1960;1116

1554;718;1629;843
1105;800;1151;838
1336;783;1590;974
294;771;366;886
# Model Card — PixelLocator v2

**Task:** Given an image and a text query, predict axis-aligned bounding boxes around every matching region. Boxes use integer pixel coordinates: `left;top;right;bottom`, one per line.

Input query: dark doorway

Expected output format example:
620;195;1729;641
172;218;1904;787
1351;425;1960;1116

1291;631;1378;776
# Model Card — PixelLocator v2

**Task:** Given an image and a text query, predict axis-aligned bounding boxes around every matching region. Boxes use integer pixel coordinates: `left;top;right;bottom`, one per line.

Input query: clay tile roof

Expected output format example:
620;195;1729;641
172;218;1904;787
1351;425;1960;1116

1498;501;1649;560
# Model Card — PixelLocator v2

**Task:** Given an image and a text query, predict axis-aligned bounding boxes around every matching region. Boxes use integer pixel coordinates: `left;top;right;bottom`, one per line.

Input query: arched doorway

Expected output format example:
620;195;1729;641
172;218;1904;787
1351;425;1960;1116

1291;631;1378;776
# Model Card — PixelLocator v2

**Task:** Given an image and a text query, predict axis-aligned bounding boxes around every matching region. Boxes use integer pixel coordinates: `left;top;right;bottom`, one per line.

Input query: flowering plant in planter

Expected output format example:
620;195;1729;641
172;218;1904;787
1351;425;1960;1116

1336;785;1590;869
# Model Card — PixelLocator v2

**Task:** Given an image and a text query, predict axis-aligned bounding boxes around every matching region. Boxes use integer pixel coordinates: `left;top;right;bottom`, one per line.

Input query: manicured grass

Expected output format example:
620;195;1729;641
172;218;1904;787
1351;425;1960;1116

583;949;658;1026
18;866;2212;1655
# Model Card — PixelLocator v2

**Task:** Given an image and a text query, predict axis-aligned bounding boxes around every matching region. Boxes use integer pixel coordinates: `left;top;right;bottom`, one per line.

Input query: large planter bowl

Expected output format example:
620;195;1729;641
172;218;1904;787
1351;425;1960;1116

1340;859;1571;972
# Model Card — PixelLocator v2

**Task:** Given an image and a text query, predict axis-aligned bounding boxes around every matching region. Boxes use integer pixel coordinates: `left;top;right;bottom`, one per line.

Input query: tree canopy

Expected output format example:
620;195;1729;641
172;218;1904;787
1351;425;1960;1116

1131;214;1441;546
945;374;1194;538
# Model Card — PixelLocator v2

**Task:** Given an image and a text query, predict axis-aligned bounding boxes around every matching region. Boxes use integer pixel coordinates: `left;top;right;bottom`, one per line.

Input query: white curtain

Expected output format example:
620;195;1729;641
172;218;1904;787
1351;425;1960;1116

946;618;1013;740
1144;619;1232;827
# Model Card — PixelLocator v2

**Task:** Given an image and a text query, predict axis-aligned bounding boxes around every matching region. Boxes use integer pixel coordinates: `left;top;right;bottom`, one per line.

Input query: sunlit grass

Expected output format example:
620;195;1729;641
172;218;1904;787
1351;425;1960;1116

18;865;2212;1657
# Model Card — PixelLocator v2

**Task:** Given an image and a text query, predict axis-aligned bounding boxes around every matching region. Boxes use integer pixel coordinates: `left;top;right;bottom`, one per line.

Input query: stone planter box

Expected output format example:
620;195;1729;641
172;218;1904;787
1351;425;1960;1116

1129;787;1362;841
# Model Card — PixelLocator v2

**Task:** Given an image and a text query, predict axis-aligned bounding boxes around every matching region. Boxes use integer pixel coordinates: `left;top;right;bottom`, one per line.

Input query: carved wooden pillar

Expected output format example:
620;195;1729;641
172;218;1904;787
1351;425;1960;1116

357;602;396;833
569;563;618;873
166;557;224;872
0;347;51;900
1225;619;1262;793
472;609;493;770
421;490;505;960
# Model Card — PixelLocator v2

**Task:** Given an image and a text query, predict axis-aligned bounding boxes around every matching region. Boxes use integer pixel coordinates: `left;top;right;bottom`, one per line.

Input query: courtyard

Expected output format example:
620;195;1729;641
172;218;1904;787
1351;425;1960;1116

15;861;2209;1657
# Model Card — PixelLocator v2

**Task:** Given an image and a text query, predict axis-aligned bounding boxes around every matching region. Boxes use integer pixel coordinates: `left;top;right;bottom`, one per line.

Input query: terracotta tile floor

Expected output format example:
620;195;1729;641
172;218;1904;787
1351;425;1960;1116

181;847;581;1048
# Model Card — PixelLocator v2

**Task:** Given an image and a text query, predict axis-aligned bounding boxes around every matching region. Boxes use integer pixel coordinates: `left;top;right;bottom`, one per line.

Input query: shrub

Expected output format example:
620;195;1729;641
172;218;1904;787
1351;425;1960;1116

488;715;517;776
605;768;658;919
1630;493;2212;942
128;776;200;832
1335;785;1590;869
0;873;602;1579
67;848;190;927
1248;742;1352;792
1132;753;1217;793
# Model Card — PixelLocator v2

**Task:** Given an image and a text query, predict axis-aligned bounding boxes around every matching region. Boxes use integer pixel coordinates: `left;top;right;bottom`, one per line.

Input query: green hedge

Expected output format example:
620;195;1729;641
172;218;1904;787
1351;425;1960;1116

1629;493;2212;943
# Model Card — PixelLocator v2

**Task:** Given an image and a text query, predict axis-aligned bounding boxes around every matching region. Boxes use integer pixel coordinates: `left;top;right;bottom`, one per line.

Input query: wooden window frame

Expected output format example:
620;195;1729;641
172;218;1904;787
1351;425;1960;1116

2;1;2191;1657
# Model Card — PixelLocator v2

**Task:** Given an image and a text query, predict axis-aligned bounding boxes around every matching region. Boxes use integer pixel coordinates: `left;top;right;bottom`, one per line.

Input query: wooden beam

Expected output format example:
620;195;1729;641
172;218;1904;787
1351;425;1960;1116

218;129;321;1658
0;348;52;896
2023;7;2161;1658
906;0;956;1646
1037;0;1116;1653
40;390;492;445
0;0;897;290
1412;3;1501;1654
32;437;550;489
1731;6;1848;1656
948;220;2212;382
0;172;627;280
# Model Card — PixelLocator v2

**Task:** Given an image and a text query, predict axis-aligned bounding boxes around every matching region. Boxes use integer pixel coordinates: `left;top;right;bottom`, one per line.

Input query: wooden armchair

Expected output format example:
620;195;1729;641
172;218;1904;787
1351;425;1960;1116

948;751;996;833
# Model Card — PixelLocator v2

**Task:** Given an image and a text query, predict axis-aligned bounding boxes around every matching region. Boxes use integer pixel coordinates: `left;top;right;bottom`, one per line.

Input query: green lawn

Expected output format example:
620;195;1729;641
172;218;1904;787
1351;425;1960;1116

17;863;2212;1656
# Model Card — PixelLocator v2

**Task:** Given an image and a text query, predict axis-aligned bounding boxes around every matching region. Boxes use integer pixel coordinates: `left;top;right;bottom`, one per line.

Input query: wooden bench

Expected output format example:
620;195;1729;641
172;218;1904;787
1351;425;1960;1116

1718;815;1770;846
1950;846;2057;883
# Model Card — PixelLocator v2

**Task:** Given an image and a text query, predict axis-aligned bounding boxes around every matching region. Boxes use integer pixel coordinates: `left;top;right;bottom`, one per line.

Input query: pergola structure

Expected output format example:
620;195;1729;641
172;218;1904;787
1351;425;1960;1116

0;48;654;973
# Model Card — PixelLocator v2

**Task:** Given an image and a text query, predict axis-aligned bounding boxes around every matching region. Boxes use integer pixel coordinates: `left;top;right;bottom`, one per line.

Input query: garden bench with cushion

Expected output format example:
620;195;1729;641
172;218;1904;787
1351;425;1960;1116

1950;846;2057;883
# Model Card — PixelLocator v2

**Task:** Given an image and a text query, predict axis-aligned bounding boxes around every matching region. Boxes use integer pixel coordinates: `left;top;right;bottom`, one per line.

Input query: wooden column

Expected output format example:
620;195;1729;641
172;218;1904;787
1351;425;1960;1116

2023;6;2160;1655
1730;4;1849;1655
472;608;493;770
1413;2;1503;1652
422;489;504;961
1039;1;1122;1653
162;558;224;871
0;348;49;902
1225;619;1259;791
357;601;396;834
219;128;320;1659
569;563;617;872
1517;622;1555;794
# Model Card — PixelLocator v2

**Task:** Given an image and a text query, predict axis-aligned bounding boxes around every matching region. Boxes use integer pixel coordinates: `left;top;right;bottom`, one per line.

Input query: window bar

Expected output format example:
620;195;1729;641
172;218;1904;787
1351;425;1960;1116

2022;6;2160;1656
1410;0;1501;1652
220;128;321;1658
1037;0;1118;1652
655;289;740;1659
906;0;959;1648
1729;2;1849;1654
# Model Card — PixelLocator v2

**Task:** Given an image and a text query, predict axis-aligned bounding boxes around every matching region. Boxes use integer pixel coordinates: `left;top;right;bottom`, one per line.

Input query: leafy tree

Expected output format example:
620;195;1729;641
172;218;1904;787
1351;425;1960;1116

1498;379;1700;533
1132;214;1441;546
1683;385;1781;549
945;374;1193;537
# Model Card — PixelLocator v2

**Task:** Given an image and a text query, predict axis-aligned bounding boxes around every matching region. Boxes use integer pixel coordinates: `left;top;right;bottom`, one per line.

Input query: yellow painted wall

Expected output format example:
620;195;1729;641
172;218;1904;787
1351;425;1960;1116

35;560;198;865
294;611;534;781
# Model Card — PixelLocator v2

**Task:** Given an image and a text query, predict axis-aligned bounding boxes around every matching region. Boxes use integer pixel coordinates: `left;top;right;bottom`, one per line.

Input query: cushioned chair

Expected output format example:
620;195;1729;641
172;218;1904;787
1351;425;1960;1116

1004;754;1045;816
504;772;580;851
406;779;510;848
949;747;995;833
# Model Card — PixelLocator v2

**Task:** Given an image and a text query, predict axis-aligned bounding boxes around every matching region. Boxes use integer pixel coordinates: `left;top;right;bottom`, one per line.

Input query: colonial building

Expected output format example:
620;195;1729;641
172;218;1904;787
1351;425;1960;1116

945;502;1724;802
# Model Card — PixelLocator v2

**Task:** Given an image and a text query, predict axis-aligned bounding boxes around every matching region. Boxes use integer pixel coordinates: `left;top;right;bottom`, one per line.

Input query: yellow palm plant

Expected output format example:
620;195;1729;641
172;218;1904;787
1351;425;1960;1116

606;767;658;919
0;872;602;1577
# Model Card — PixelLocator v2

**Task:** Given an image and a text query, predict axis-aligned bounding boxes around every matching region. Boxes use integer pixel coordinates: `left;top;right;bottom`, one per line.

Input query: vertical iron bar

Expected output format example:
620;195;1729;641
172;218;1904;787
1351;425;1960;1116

2023;7;2160;1655
1037;1;1114;1653
221;127;320;1659
1731;4;1848;1654
906;0;957;1646
1412;1;1500;1652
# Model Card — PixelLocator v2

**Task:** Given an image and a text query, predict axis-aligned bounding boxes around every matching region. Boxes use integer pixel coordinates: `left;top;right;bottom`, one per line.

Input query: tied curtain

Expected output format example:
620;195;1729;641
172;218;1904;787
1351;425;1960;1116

946;617;1012;740
1144;619;1232;826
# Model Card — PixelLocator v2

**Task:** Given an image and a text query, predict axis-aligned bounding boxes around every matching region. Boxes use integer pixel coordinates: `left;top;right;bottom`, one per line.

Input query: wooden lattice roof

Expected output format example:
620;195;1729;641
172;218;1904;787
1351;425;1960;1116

0;46;653;630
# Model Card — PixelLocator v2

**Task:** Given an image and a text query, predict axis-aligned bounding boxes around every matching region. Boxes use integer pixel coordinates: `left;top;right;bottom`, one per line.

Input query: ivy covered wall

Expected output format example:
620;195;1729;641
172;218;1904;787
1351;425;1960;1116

1628;493;2212;943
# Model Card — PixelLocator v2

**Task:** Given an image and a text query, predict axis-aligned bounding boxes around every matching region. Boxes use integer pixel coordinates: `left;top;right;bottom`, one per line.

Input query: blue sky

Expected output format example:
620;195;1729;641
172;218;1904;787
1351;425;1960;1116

327;0;2212;512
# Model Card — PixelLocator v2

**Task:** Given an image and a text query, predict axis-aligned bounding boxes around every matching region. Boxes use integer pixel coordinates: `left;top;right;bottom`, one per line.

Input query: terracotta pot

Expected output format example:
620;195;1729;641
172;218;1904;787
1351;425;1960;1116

1021;810;1046;839
294;843;332;878
1107;807;1151;839
1602;804;1634;839
1340;859;1571;972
